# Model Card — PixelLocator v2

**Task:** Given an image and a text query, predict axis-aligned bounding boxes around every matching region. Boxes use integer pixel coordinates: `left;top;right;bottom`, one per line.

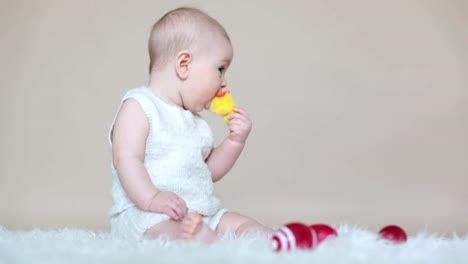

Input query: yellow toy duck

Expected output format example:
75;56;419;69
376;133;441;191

209;90;236;124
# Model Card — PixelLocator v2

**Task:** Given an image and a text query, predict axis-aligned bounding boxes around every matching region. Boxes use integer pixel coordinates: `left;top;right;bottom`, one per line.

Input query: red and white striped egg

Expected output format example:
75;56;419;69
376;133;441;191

271;222;319;251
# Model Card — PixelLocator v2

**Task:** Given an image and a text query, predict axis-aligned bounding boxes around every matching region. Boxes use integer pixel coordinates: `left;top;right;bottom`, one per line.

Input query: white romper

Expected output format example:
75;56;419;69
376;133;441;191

109;87;226;240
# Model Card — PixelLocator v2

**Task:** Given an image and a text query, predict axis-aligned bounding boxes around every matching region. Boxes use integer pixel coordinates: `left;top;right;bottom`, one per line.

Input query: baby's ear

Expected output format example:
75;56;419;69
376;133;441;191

175;51;192;80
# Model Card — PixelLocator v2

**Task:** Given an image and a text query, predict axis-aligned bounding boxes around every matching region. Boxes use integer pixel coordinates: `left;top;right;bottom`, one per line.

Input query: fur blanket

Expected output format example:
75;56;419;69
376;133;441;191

1;225;467;264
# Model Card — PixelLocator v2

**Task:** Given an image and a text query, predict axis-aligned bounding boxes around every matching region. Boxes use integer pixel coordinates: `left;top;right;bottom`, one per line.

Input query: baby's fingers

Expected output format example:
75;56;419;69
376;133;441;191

171;201;187;220
228;113;248;123
233;108;250;117
174;198;188;218
165;207;180;220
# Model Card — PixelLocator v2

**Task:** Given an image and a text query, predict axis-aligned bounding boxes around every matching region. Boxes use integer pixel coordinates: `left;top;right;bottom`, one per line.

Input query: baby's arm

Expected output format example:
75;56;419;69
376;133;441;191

206;108;252;182
112;99;187;220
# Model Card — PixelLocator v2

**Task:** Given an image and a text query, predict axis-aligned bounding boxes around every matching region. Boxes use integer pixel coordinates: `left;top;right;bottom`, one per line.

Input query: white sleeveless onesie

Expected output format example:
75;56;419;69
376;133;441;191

109;87;226;239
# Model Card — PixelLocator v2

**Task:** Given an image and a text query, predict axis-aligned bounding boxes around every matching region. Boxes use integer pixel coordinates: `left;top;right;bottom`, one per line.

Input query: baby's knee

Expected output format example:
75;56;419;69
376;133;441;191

236;217;260;230
231;215;272;236
229;214;262;234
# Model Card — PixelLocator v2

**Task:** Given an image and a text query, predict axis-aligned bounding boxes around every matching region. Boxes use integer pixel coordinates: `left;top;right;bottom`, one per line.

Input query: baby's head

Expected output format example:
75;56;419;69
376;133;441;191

148;7;234;112
148;7;231;73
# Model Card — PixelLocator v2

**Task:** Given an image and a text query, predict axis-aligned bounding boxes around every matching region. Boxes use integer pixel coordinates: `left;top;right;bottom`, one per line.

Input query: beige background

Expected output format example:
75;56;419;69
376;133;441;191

1;0;467;236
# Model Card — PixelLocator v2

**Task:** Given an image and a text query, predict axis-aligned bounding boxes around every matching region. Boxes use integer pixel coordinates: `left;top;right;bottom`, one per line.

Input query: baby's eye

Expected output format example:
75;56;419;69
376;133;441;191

218;66;225;73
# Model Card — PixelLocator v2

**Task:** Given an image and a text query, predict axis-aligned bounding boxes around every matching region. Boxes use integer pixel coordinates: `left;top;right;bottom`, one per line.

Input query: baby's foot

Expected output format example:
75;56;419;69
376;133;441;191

180;212;203;241
180;212;217;243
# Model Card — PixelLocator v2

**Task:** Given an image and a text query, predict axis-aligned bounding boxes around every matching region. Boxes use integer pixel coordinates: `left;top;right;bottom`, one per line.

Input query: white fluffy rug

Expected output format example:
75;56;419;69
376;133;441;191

1;225;467;264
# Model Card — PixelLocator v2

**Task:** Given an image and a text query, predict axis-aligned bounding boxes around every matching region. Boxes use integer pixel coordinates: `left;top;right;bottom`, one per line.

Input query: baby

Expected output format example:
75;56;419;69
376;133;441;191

109;7;272;243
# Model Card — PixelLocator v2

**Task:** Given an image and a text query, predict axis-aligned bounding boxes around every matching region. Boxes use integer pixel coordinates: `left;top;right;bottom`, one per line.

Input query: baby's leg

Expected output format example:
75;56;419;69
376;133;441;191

216;212;274;237
145;212;218;244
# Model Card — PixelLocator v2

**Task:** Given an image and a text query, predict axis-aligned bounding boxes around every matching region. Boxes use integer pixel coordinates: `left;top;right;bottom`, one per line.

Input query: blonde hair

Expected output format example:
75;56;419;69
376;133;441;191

148;7;230;72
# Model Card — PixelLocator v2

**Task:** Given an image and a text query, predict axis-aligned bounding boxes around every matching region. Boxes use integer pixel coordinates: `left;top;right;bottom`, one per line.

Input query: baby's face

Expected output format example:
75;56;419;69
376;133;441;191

183;36;233;112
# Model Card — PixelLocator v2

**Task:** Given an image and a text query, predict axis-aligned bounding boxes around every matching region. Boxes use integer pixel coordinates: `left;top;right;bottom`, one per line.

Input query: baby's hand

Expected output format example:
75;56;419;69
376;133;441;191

150;191;188;221
227;108;252;144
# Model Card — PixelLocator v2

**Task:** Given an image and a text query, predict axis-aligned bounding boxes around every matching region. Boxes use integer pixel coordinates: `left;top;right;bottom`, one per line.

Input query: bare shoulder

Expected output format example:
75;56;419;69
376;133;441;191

111;98;149;147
